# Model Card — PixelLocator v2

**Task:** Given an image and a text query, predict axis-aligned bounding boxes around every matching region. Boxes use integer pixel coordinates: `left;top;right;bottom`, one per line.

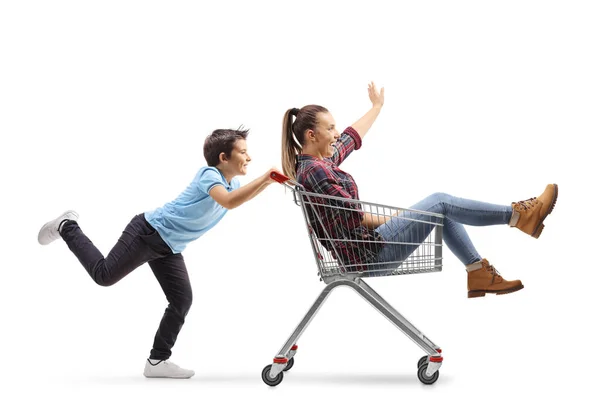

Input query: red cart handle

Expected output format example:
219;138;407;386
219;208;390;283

270;171;290;183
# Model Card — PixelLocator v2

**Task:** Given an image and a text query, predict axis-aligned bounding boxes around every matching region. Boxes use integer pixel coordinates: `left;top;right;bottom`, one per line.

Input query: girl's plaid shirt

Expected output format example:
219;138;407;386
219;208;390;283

295;127;383;270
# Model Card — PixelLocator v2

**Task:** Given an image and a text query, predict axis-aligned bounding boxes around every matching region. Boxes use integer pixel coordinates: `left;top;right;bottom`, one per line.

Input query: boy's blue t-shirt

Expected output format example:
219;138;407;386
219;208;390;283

144;166;240;254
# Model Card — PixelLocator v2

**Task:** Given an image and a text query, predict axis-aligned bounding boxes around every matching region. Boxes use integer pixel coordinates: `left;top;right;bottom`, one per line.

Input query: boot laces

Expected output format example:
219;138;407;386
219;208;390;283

485;264;503;284
515;197;539;211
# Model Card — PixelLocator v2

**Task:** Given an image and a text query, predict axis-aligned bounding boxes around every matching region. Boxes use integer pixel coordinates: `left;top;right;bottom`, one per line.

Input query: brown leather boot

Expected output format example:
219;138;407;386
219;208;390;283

510;183;558;238
467;259;524;298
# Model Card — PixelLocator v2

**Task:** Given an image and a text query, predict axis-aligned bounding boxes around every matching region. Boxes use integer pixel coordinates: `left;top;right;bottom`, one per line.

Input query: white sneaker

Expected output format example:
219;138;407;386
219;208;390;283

37;210;79;245
143;359;195;379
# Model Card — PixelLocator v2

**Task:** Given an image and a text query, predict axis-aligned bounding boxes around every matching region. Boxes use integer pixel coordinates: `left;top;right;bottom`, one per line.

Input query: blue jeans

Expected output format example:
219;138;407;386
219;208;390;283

374;192;513;270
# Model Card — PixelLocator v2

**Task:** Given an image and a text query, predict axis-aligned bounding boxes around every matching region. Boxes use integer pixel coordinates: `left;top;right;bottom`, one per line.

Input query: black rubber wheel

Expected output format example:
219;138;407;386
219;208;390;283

283;357;294;372
417;355;428;369
417;363;439;385
262;365;284;387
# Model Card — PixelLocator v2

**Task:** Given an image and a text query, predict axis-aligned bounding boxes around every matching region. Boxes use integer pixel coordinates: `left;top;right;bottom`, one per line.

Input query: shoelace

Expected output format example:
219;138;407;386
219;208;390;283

514;197;539;211
485;264;503;284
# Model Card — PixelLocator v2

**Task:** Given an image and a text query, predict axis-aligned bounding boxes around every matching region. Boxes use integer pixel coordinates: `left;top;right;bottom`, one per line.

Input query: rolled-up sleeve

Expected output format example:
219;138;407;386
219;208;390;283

329;126;362;166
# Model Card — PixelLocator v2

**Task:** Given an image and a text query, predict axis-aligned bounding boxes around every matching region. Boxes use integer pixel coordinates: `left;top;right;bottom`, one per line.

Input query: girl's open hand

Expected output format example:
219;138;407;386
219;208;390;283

368;81;384;108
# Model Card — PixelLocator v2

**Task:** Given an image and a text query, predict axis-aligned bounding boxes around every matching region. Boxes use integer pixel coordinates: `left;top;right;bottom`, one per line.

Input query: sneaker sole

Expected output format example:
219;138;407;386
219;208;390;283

38;221;56;245
532;184;558;239
468;284;524;298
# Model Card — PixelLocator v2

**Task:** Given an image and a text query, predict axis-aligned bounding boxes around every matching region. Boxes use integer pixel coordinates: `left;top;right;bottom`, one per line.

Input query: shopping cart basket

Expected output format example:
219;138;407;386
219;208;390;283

262;172;445;386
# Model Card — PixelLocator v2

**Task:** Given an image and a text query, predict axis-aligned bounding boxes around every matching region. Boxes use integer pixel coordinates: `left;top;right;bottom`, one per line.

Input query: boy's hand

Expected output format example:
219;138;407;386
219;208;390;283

264;167;283;184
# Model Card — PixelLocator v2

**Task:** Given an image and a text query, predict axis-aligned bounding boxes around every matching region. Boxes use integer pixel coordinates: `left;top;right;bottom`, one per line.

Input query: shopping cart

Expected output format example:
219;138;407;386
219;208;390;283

262;171;445;386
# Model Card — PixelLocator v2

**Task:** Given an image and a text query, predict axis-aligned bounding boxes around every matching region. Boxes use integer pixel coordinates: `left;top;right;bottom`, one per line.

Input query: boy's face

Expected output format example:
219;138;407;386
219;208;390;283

222;139;251;176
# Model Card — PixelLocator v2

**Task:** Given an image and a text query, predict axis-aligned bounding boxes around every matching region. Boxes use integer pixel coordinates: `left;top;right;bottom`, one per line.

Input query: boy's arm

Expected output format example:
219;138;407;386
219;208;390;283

209;168;278;210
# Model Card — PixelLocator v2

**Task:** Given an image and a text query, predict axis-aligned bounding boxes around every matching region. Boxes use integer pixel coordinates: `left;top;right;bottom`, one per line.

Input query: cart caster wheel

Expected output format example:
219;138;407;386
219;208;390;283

417;363;439;385
417;355;428;369
262;365;284;387
283;357;294;372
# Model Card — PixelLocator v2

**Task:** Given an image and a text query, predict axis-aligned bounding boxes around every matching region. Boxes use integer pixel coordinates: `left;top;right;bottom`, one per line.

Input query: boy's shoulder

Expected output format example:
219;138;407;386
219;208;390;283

191;166;225;193
196;165;218;174
194;166;222;181
194;166;240;191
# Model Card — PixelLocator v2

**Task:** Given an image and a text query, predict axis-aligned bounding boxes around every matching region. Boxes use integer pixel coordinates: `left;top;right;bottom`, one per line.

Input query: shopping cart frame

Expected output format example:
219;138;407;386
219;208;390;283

262;172;445;386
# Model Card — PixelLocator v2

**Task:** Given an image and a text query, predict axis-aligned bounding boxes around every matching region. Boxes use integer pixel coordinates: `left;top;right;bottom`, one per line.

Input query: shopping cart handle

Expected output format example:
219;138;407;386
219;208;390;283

270;171;290;183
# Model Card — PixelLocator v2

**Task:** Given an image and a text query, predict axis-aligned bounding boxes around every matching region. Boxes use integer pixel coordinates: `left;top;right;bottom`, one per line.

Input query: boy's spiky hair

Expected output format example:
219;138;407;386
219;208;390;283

203;126;249;167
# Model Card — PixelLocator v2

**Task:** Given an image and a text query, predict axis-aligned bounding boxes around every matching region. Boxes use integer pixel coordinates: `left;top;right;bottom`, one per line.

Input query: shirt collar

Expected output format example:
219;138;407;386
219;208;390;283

214;167;233;189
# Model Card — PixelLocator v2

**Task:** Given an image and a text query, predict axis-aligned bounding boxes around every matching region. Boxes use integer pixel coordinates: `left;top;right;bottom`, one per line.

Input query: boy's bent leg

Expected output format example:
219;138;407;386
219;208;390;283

148;253;193;362
60;214;157;286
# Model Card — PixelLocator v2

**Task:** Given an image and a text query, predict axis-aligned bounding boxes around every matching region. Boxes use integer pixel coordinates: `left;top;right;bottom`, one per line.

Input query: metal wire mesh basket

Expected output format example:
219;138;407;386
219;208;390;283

281;174;444;281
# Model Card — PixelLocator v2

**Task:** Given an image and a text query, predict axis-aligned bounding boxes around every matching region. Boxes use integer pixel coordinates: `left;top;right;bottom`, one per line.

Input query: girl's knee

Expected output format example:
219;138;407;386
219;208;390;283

430;192;450;203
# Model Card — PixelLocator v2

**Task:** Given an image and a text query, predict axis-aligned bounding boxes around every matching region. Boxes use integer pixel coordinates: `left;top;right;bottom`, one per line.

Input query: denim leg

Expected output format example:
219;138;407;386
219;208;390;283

442;218;481;265
148;253;193;360
421;192;513;226
375;192;513;269
60;214;171;286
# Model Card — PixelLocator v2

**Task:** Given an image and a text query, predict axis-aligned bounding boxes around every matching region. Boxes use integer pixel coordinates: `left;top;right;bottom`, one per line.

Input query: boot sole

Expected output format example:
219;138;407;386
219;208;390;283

468;284;524;298
532;184;558;239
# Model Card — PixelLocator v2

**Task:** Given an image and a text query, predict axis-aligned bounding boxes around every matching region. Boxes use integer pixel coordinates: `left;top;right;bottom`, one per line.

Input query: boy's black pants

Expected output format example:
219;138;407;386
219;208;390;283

60;214;193;360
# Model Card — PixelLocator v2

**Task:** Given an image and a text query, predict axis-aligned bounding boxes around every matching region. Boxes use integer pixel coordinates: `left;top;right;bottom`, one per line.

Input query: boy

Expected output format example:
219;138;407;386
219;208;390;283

38;128;279;378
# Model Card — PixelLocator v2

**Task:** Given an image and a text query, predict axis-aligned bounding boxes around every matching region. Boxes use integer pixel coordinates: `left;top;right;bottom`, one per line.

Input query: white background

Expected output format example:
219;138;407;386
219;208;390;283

1;1;598;399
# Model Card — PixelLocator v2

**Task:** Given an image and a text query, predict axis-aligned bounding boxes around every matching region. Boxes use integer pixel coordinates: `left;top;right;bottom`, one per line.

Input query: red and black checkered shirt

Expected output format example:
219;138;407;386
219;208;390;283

295;126;383;270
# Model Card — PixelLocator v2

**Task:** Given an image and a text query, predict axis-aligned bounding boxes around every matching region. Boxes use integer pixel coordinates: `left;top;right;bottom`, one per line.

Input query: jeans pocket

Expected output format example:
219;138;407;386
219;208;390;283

140;230;173;257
